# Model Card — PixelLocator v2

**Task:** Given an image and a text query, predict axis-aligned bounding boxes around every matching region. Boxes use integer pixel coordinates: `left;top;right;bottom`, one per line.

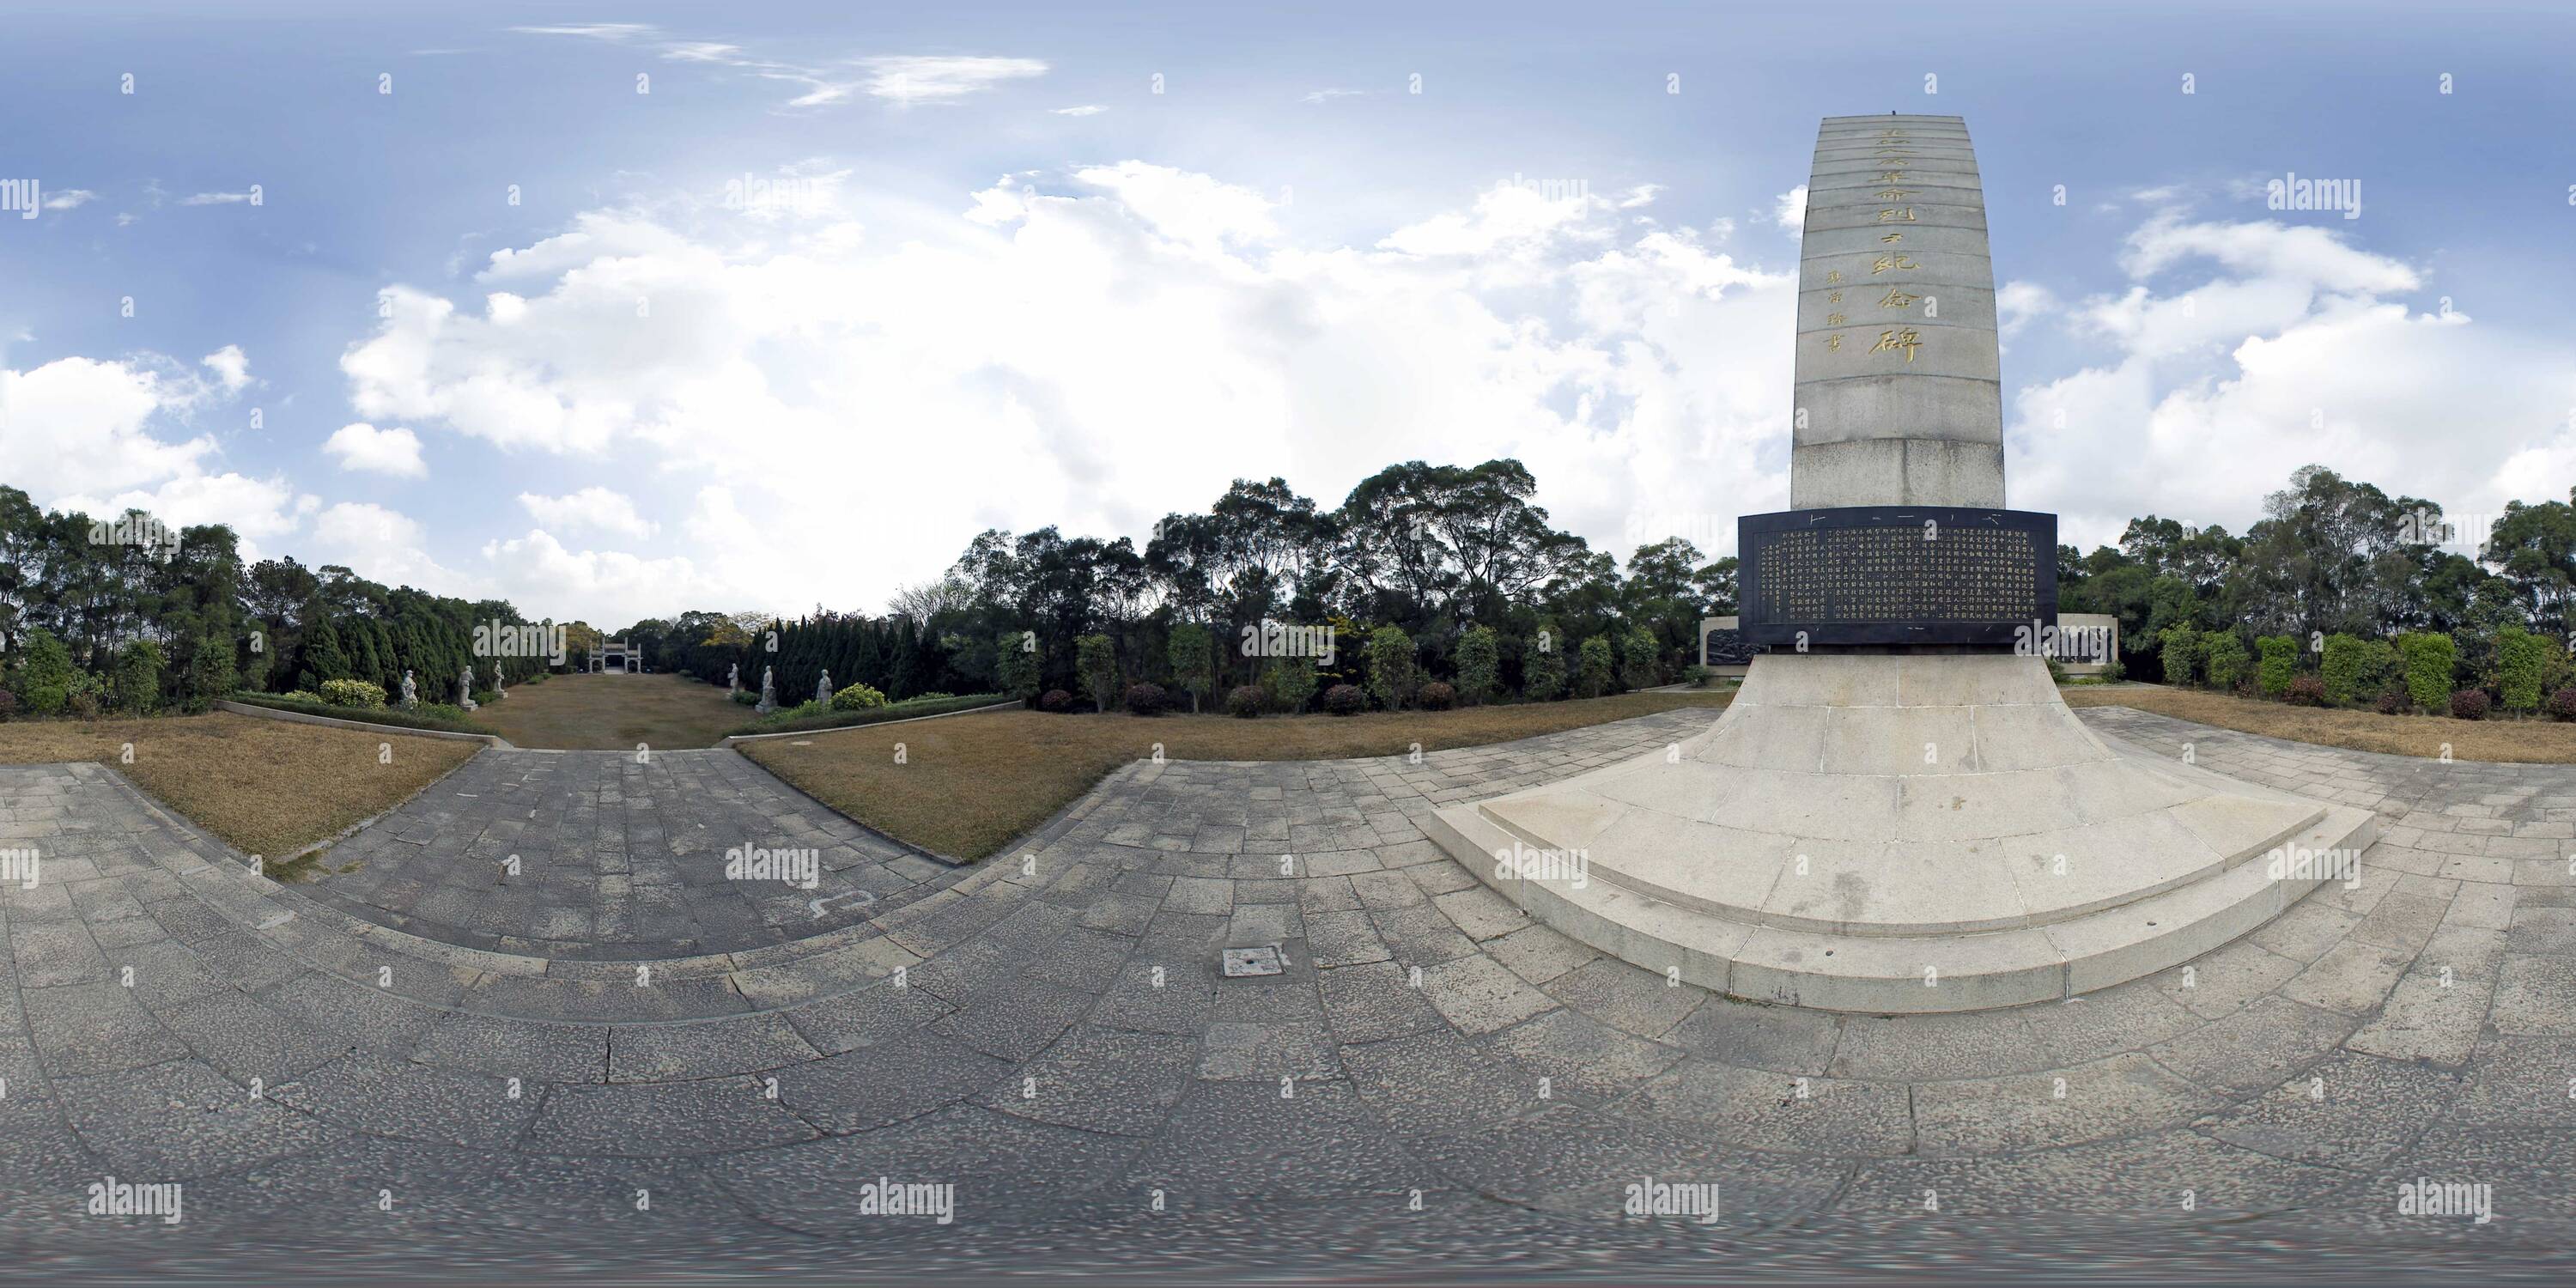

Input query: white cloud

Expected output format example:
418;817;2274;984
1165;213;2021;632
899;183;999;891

0;354;301;554
180;191;258;206
859;55;1046;105
201;344;251;393
41;189;95;210
1054;104;1108;117
517;487;655;539
323;422;427;477
1772;185;1807;235
333;165;1797;619
1617;184;1662;210
2012;217;2576;550
1301;88;1365;104
507;23;656;40
308;501;463;592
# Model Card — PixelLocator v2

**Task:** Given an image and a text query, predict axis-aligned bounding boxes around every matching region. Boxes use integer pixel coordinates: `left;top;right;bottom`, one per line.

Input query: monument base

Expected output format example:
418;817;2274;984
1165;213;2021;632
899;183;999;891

1425;653;2376;1012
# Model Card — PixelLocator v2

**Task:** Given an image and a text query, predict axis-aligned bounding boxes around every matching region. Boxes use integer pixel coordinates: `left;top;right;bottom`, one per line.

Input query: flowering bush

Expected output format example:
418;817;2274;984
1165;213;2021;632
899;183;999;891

1038;689;1074;714
319;678;388;710
1322;683;1367;716
1123;683;1169;716
1418;681;1455;711
2549;688;2576;723
2449;689;2490;721
830;682;889;711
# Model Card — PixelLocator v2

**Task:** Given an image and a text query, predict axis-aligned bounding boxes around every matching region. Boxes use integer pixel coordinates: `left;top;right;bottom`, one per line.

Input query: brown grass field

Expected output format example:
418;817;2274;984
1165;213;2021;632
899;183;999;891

0;712;480;860
740;691;1735;861
2063;685;2575;764
470;671;748;750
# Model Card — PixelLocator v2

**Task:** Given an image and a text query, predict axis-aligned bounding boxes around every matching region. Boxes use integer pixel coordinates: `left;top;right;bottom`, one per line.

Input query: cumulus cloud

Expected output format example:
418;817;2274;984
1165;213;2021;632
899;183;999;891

324;422;426;477
41;189;95;210
334;166;1799;619
0;355;301;552
2012;214;2575;549
517;487;656;539
1772;185;1807;234
201;344;251;393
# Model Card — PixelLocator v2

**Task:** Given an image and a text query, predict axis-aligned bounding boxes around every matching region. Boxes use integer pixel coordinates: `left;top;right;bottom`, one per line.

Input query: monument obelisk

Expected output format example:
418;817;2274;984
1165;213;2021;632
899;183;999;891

1423;116;2377;1013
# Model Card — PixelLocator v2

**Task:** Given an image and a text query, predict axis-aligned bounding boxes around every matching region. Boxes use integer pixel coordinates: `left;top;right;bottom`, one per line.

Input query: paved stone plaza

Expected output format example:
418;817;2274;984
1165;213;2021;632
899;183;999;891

2;707;2573;1276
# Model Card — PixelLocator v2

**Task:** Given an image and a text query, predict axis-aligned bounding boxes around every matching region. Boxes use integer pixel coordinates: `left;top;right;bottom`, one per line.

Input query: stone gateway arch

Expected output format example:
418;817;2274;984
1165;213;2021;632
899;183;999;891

1424;116;2378;1012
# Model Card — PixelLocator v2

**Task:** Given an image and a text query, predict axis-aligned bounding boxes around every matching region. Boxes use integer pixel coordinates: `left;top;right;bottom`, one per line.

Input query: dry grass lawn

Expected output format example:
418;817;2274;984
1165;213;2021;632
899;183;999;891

2063;685;2576;764
0;712;480;860
470;671;747;750
743;690;1734;861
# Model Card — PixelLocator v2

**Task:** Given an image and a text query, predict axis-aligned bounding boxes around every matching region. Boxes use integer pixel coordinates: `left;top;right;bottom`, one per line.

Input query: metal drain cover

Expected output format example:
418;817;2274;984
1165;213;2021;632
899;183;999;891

1220;945;1285;977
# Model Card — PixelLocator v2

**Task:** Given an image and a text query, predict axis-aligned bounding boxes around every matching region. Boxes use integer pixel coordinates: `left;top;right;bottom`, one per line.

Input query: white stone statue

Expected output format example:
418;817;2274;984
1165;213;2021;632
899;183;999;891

816;671;833;705
459;663;478;712
493;667;507;701
399;670;417;709
756;665;776;714
727;662;739;695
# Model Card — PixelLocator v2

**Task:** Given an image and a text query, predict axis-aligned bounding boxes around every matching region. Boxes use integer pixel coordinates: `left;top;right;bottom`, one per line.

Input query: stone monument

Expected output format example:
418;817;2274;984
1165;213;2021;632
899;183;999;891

816;670;834;706
399;670;417;709
1423;115;2376;1013
493;667;507;701
756;665;776;715
458;663;478;713
728;663;740;696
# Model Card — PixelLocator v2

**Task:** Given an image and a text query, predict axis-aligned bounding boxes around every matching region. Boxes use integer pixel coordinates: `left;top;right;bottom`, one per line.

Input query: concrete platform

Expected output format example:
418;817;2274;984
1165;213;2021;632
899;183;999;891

1425;655;2379;1012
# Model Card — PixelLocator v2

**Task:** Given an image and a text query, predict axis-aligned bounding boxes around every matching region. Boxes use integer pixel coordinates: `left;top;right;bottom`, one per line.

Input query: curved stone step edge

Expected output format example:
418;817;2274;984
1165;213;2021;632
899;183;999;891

1426;793;2377;1015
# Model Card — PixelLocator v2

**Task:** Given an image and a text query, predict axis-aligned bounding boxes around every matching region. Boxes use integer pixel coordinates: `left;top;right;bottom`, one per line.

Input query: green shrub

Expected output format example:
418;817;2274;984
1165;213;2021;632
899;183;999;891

732;690;759;706
2498;625;2546;712
229;692;486;734
1681;664;1714;689
830;682;889;711
1455;626;1499;706
2255;635;2298;697
1366;626;1416;710
1076;634;1118;712
1167;623;1216;713
730;692;1009;737
2400;632;2457;714
181;629;236;714
1262;656;1318;714
2044;657;2068;685
113;639;167;715
1321;683;1367;716
280;690;322;703
2201;633;2252;692
1575;636;1615;699
0;688;16;720
994;630;1040;701
1522;631;1566;702
2158;626;2198;687
2318;634;2369;705
1228;684;1267;718
318;677;388;709
14;629;75;715
1619;627;1660;691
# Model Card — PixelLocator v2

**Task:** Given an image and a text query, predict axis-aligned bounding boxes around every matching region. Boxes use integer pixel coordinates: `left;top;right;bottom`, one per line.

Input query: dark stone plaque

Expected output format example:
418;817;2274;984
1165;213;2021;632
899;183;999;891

1737;506;2057;647
1702;629;1766;666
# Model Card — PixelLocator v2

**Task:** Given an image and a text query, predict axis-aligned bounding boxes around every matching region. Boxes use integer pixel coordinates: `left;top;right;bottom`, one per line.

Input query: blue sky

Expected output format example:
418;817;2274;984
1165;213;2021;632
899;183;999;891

4;0;2573;625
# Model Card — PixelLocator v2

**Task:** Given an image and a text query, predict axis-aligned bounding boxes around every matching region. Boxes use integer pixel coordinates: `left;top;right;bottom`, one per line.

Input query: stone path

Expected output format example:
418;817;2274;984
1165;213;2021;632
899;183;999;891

1;705;2572;1276
300;750;953;959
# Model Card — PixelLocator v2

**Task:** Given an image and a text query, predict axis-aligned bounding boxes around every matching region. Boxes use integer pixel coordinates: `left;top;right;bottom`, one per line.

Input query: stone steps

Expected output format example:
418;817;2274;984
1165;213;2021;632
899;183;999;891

1427;788;2377;1014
